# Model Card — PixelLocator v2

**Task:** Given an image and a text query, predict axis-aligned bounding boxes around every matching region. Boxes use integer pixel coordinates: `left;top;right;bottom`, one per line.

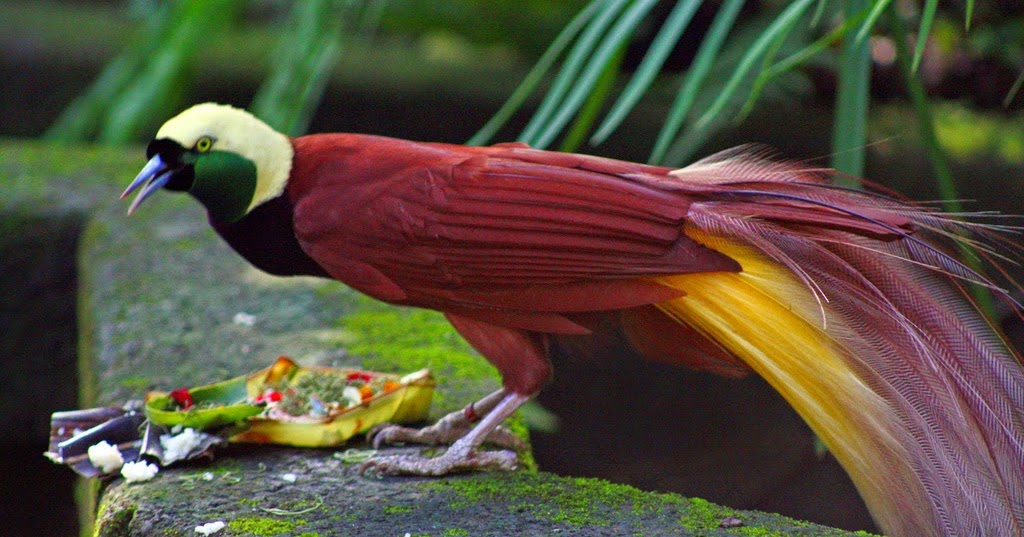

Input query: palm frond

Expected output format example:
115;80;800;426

251;0;356;136
46;2;243;143
649;0;744;164
590;0;705;145
912;0;939;73
484;0;979;178
831;0;872;181
467;0;605;146
525;0;660;149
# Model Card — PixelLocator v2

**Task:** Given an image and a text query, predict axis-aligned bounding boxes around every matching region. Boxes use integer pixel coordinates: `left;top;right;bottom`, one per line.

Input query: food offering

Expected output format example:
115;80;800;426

145;356;435;447
47;357;434;477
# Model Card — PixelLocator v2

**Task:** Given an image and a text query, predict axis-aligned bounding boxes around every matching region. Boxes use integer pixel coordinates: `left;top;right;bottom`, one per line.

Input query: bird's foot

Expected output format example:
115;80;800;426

367;421;525;451
362;390;530;477
360;442;517;476
366;389;525;451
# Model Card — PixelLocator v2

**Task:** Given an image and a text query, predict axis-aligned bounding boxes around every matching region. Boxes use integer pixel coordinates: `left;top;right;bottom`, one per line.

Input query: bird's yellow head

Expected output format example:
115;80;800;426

122;103;293;222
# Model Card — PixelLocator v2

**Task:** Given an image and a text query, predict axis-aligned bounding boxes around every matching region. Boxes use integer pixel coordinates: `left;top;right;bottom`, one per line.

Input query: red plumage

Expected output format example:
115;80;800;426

281;136;1024;535
286;133;741;389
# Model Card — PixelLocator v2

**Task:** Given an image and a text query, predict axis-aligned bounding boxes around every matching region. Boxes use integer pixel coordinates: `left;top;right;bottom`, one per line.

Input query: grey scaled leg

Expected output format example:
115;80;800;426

361;391;531;476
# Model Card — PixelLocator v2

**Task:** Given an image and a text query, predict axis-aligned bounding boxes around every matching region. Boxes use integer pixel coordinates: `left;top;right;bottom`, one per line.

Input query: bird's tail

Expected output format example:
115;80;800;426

644;148;1024;536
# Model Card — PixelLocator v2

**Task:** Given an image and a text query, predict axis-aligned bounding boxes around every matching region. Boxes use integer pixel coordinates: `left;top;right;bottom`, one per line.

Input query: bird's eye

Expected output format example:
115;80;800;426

195;136;214;153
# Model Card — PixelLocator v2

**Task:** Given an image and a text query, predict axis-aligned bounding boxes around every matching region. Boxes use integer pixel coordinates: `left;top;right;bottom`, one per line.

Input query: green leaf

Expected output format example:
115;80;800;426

590;0;704;145
1004;70;1024;109
692;0;816;132
531;0;661;149
736;9;806;121
649;0;744;164
467;0;604;146
810;0;829;27
252;0;354;136
145;375;262;431
46;2;243;143
853;0;893;46
560;40;627;152
44;4;176;142
761;4;872;83
98;2;241;143
911;0;938;73
662;113;719;166
831;0;872;181
519;0;628;146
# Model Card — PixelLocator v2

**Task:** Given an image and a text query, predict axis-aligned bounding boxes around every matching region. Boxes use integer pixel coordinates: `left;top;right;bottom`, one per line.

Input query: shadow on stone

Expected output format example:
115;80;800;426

533;333;878;533
1;212;84;536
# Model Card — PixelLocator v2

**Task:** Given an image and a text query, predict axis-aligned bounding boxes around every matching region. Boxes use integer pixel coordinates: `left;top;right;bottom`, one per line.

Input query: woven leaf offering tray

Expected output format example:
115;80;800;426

145;356;435;447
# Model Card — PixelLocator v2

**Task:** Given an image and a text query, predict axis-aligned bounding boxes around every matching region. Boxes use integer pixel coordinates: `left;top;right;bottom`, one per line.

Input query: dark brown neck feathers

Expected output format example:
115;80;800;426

209;193;329;278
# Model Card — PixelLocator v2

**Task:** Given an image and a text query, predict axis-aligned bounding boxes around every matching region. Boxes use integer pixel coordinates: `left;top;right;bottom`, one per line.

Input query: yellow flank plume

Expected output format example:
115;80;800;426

653;228;926;533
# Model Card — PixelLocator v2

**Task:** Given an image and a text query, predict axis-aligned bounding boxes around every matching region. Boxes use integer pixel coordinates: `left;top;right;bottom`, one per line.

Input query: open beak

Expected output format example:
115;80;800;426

121;155;175;215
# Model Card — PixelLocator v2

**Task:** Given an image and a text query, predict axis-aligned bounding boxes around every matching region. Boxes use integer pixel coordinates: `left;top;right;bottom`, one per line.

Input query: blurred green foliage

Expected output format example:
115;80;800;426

469;0;1017;180
250;0;356;136
46;0;392;141
43;0;588;141
46;1;243;143
379;0;587;57
46;0;1023;179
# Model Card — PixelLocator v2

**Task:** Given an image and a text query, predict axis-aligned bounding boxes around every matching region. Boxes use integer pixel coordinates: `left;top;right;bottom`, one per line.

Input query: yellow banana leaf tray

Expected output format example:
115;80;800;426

144;356;434;447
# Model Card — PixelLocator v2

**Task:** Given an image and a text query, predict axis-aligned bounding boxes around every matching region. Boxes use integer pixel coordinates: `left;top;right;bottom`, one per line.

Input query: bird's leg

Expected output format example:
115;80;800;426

361;391;531;476
367;388;524;451
361;313;549;476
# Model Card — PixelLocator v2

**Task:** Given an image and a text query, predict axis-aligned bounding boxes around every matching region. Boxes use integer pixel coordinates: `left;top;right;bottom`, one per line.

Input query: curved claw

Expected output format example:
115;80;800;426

366;422;397;448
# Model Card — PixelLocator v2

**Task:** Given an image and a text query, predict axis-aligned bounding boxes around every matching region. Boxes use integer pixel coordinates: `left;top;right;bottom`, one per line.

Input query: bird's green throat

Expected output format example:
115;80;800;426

190;150;258;223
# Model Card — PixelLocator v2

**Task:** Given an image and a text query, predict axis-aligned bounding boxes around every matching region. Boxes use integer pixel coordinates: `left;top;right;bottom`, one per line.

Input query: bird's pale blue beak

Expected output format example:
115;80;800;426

121;155;174;215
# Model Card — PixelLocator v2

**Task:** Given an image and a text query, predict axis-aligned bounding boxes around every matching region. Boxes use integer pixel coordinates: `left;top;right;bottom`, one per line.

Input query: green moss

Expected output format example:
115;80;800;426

92;499;136;537
502;415;536;471
425;473;853;534
172;237;205;252
118;375;152;392
338;296;540;457
383;504;415;515
679;497;732;532
676;497;876;536
428;473;684;528
77;221;104;408
339;296;495;383
76;477;101;537
442;529;470;537
0;140;136;212
734;528;790;537
227;516;297;536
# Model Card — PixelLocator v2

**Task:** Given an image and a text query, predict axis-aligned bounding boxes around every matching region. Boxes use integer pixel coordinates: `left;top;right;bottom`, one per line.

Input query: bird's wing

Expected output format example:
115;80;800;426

292;143;738;318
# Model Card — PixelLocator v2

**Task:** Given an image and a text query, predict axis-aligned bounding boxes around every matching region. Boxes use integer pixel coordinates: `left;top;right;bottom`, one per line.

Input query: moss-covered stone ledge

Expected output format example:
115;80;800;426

1;140;867;536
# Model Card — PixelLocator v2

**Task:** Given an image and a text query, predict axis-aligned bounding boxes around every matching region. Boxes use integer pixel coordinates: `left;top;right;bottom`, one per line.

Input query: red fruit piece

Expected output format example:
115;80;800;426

346;372;373;383
170;388;194;410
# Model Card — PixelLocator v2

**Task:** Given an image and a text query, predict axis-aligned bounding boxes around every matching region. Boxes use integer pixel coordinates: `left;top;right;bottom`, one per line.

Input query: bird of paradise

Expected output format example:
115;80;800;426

123;103;1024;537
